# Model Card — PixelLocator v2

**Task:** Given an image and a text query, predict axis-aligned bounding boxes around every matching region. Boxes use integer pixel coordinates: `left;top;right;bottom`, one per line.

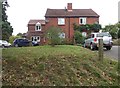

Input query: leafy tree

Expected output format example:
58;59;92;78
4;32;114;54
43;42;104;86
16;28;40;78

2;0;13;41
103;24;118;39
45;26;62;47
74;31;85;44
9;35;21;44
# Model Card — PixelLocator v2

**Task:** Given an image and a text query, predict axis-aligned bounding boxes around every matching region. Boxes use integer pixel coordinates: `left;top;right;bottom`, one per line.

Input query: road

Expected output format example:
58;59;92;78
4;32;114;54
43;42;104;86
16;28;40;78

104;46;119;60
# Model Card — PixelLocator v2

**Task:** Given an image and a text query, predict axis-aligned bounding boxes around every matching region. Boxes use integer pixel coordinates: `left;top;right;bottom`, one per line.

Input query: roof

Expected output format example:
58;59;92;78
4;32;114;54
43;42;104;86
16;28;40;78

28;20;45;25
45;9;99;17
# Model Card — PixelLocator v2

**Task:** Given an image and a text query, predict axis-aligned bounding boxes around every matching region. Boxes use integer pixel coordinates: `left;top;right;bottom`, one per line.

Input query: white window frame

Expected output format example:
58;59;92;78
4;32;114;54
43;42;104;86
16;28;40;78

31;36;40;42
58;18;65;25
79;17;86;25
35;22;42;31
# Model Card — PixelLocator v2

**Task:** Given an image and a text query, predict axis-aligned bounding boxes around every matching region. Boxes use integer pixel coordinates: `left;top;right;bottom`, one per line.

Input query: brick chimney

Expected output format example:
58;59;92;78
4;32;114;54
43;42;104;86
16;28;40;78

67;3;72;11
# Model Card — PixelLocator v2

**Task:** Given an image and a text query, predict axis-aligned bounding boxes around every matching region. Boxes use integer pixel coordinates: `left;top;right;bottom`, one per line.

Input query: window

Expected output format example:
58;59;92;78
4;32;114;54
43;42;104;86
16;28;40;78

79;17;86;25
58;18;65;25
91;34;94;38
35;22;41;31
59;32;65;38
31;36;40;42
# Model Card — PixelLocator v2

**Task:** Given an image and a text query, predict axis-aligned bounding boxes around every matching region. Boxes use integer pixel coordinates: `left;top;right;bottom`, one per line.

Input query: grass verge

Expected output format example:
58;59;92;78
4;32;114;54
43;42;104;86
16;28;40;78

2;45;119;86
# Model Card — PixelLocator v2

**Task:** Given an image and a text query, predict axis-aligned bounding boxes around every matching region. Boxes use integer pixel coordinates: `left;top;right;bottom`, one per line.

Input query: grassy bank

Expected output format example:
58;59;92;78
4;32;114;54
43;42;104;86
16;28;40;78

2;45;119;86
113;39;120;46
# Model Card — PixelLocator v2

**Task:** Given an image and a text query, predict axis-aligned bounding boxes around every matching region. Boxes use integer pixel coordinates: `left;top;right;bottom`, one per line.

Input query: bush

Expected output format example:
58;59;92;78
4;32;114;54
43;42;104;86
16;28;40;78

9;35;21;44
45;26;63;47
74;31;85;44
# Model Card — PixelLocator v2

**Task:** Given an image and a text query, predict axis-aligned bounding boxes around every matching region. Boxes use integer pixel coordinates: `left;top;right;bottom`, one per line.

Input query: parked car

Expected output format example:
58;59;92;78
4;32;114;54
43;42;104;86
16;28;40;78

0;40;11;48
13;38;30;47
32;41;39;46
84;32;113;50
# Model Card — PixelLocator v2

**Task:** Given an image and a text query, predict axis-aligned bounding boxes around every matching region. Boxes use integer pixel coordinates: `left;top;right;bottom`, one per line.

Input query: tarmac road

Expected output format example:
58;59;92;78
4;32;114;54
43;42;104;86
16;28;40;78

104;46;119;60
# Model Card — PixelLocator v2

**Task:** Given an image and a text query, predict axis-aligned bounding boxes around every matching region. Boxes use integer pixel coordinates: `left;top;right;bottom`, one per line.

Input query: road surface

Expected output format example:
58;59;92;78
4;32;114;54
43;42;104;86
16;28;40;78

104;46;119;60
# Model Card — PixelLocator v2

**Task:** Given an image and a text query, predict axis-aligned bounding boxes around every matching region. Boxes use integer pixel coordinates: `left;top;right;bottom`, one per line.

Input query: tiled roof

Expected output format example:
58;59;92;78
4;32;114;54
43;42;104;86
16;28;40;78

28;19;45;24
45;9;99;17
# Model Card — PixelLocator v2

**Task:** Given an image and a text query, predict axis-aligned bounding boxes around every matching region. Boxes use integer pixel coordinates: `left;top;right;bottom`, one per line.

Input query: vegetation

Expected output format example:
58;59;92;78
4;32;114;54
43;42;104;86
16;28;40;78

73;23;101;34
1;0;13;41
74;31;85;44
2;45;118;86
113;39;120;46
103;23;120;39
9;35;21;44
45;26;63;47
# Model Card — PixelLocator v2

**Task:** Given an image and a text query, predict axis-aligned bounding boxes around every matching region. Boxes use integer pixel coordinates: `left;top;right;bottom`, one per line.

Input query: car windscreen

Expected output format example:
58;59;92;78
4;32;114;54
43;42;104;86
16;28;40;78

97;33;111;37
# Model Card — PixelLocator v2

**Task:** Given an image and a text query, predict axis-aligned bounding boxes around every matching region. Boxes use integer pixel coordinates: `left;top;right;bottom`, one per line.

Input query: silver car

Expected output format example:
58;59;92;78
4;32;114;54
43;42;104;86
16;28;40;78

84;32;113;50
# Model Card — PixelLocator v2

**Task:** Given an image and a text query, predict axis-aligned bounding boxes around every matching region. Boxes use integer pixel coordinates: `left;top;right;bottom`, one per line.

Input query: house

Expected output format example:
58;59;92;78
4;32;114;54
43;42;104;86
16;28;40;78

27;20;46;45
27;3;99;45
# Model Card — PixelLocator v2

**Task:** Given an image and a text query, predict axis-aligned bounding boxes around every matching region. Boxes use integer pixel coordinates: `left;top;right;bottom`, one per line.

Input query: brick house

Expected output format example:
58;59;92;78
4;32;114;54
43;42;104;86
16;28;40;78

27;3;99;45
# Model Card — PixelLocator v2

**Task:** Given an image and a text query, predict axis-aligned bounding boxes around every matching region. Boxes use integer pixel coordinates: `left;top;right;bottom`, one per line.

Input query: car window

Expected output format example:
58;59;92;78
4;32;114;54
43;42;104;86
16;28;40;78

19;39;24;42
91;34;94;38
97;33;111;37
24;39;28;42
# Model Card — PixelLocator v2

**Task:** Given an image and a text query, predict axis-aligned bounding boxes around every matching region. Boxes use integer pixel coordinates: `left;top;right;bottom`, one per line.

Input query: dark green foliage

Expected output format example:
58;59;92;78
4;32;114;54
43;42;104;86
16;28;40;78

45;26;63;46
102;23;120;39
118;29;120;38
103;25;118;39
73;23;101;32
74;31;85;44
2;21;13;41
2;0;13;41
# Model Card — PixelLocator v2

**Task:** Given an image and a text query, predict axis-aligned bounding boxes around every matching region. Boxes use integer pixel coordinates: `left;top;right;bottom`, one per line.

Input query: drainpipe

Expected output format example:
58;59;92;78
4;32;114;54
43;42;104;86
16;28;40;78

68;17;70;40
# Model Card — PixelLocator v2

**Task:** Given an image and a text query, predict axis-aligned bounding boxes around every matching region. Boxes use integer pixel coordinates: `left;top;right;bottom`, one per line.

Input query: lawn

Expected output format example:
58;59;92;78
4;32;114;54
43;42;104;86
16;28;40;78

2;45;119;86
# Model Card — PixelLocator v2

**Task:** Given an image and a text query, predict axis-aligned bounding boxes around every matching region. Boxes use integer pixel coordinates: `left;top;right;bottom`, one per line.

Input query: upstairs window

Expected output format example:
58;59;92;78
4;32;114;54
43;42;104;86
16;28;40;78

58;18;65;25
79;17;86;25
35;22;41;31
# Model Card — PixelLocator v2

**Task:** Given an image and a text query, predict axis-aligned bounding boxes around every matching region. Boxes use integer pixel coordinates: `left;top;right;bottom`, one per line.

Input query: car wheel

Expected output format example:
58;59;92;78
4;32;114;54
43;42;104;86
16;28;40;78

83;43;86;48
106;46;111;50
90;44;95;50
15;44;18;47
2;45;5;48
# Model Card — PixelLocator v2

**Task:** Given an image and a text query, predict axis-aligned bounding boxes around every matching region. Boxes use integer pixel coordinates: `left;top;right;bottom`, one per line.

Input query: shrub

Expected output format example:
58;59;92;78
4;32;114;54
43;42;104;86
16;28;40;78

9;35;21;44
74;31;85;44
45;26;63;47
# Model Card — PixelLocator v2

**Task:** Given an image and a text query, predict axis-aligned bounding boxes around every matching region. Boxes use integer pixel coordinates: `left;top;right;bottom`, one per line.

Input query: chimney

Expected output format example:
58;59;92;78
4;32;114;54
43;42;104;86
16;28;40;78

67;3;72;11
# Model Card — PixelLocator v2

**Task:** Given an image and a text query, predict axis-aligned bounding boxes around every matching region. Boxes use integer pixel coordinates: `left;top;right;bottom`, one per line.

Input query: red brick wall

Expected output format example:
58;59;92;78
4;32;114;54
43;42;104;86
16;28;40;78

28;17;99;44
45;17;99;41
27;24;45;45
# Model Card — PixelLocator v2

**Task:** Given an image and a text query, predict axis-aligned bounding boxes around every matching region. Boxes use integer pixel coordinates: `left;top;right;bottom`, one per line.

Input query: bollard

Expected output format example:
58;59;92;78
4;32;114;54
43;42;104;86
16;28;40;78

98;39;103;61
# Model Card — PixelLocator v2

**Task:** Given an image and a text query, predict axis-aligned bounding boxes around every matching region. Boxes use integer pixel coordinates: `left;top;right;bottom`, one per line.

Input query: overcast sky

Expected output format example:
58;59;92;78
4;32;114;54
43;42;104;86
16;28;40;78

6;0;119;35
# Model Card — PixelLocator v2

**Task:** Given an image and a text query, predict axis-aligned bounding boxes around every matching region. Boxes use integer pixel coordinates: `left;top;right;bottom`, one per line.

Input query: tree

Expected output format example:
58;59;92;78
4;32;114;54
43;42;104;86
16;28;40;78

45;26;62;47
2;0;13;41
9;35;21;44
103;24;118;39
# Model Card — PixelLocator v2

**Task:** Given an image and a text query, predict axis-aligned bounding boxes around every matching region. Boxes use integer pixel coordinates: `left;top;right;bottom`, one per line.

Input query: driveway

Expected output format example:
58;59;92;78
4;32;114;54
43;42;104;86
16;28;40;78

104;46;119;60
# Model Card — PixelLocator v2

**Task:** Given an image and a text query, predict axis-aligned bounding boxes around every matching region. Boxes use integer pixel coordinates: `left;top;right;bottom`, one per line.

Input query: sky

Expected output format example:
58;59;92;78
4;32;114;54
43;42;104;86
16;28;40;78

6;0;120;35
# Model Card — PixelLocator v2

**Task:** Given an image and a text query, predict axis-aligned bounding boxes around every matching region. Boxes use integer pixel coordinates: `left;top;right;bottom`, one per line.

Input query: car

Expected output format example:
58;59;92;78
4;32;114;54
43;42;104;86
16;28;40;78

13;38;30;47
32;41;39;46
0;40;11;48
84;32;113;50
